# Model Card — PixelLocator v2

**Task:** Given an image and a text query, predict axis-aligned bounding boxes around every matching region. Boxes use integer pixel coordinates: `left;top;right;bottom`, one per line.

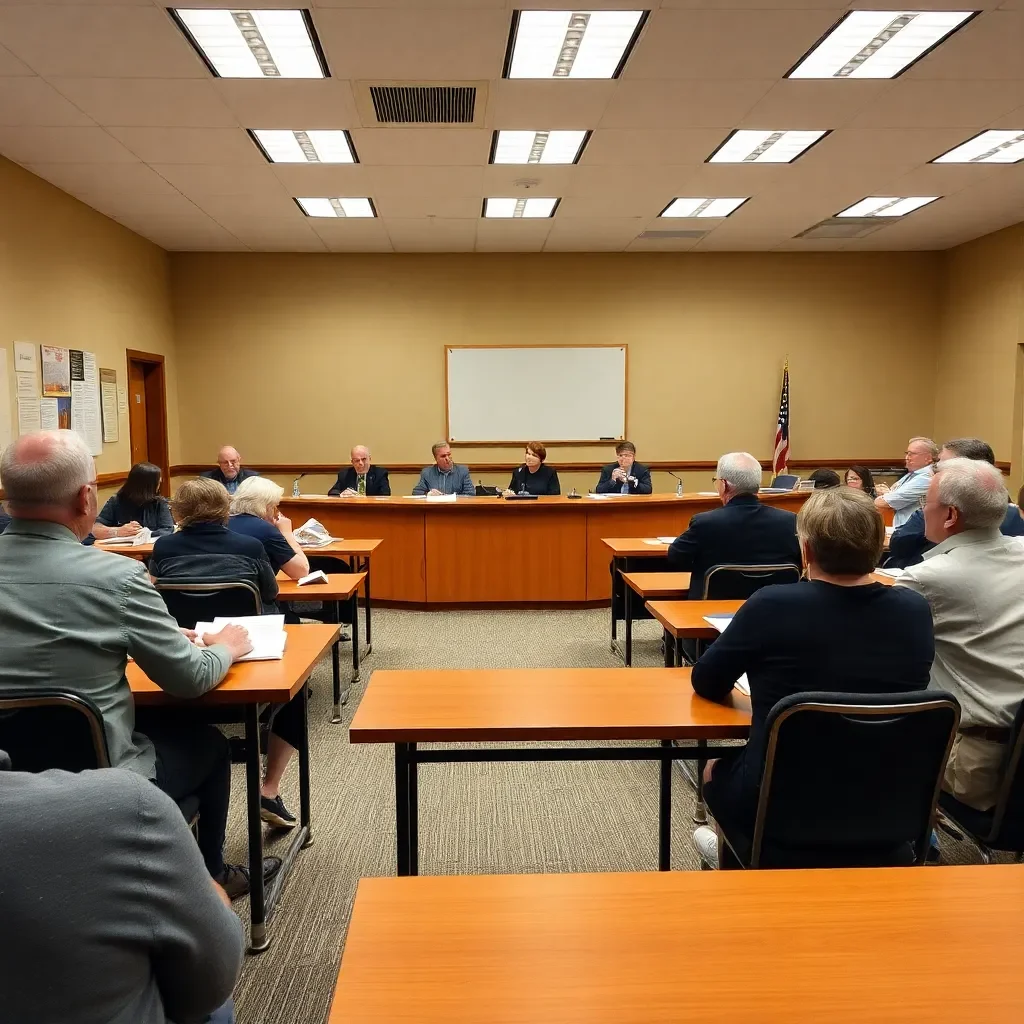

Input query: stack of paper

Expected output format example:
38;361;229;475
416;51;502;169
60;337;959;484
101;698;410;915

426;493;457;503
701;613;749;694
195;615;287;662
293;518;333;547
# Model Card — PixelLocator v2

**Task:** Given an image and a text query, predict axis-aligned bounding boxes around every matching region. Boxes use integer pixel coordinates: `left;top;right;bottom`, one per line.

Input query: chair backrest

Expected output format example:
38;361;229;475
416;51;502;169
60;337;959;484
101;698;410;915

983;698;1024;846
702;563;801;600
0;691;110;772
771;474;799;490
154;578;261;629
750;690;960;868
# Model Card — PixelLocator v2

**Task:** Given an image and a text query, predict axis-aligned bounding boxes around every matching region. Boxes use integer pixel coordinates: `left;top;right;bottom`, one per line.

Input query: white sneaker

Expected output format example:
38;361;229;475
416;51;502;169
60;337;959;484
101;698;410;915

693;825;719;869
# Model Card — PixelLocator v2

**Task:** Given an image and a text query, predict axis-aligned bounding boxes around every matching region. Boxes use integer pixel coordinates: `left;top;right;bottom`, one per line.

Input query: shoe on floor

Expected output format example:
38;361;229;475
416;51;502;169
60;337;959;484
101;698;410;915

218;856;283;900
260;794;297;829
693;825;719;869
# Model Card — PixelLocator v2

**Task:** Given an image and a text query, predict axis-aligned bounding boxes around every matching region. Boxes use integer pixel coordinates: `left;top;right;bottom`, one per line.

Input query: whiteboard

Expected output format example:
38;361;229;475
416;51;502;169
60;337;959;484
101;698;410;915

446;346;626;443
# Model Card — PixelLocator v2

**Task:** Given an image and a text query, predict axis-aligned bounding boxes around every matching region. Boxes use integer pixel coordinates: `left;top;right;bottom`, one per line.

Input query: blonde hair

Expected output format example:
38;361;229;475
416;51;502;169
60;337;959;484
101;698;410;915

798;487;883;575
230;476;284;518
172;478;229;528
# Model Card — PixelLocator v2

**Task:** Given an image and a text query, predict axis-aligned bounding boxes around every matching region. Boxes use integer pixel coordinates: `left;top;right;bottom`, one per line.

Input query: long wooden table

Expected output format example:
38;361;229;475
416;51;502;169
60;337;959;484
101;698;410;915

129;623;338;952
349;667;750;875
329;865;1024;1023
280;493;807;606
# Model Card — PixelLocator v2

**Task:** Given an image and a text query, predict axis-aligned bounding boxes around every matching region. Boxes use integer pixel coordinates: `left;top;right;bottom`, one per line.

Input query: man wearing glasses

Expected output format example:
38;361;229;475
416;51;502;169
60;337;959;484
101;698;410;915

874;436;938;528
594;441;652;495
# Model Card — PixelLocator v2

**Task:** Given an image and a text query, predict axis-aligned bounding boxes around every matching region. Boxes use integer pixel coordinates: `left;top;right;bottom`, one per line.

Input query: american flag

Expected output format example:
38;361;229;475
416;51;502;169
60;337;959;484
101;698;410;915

773;361;790;475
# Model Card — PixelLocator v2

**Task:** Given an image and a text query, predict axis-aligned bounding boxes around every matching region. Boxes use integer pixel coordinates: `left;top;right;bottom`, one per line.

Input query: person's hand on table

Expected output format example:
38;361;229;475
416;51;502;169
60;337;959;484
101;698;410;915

202;624;252;662
876;482;890;495
502;489;516;497
427;488;443;496
340;487;357;497
179;627;198;642
118;521;142;537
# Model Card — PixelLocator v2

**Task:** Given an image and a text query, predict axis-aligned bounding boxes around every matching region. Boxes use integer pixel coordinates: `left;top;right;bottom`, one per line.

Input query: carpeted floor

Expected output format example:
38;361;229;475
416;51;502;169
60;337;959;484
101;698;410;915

225;607;998;1024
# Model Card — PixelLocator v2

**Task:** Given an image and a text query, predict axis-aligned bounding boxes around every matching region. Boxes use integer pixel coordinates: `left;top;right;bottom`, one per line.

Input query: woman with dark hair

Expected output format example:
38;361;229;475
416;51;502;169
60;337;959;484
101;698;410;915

807;468;841;489
93;462;174;539
845;465;877;499
504;442;560;496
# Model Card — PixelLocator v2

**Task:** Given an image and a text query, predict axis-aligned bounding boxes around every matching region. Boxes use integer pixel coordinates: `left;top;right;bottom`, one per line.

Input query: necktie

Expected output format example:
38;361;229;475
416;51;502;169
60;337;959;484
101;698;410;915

358;475;366;496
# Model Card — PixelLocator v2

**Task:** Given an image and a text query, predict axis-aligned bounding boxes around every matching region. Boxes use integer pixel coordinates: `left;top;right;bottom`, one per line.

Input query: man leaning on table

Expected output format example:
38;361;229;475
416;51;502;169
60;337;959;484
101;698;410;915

412;441;475;497
203;445;258;496
329;445;391;496
896;457;1024;813
874;436;937;528
0;429;271;900
594;441;652;494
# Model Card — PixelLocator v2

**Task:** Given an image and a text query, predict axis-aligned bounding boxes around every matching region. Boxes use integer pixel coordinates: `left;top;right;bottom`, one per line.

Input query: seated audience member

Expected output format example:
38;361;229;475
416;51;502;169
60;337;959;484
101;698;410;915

888;438;1024;569
0;430;265;898
897;458;1024;813
412;442;475;496
692;487;934;867
874;436;938;527
667;452;802;599
228;477;309;580
505;442;560;496
807;468;841;489
845;465;877;498
329;445;390;496
203;446;258;495
92;461;174;539
594;441;652;495
0;755;242;1024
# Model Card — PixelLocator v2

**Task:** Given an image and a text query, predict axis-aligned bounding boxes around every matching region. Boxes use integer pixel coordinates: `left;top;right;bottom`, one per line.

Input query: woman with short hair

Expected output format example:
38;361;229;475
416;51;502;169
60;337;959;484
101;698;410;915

93;462;174;539
229;477;309;580
690;487;935;866
504;442;560;496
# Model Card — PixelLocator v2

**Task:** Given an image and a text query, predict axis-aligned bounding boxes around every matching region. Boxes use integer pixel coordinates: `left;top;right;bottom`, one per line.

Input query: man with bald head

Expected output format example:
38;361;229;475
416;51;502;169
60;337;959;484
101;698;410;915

203;445;258;495
0;430;268;898
329;445;391;497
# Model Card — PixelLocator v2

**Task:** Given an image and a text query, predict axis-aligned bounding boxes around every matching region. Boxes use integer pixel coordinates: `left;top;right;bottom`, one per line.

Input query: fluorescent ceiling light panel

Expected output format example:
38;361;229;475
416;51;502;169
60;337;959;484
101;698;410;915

661;198;748;218
491;130;588;165
251;129;355;163
296;197;375;218
484;197;559;218
172;9;327;78
708;130;827;164
505;10;647;79
836;196;938;217
933;130;1024;164
788;10;976;80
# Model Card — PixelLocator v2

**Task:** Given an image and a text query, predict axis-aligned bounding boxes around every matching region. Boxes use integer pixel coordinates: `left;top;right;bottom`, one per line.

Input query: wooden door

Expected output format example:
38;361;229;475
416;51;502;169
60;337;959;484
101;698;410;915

126;351;169;494
128;360;148;465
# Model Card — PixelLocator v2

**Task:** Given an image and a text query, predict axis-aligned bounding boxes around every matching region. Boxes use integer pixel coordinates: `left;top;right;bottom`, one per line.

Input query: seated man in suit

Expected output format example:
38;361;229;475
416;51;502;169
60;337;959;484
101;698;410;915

412;442;475;496
594;441;652;495
202;446;258;496
668;451;802;599
329;445;391;496
887;437;1024;568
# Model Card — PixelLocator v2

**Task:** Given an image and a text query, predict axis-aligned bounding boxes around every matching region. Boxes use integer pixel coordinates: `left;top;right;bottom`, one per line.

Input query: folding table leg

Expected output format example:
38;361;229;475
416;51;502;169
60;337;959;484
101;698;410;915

659;739;672;870
329;599;343;724
244;704;269;952
693;739;708;825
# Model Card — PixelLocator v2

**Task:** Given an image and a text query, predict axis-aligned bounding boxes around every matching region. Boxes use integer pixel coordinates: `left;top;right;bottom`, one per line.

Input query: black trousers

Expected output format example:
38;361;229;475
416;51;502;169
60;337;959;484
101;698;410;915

267;693;303;750
136;711;231;879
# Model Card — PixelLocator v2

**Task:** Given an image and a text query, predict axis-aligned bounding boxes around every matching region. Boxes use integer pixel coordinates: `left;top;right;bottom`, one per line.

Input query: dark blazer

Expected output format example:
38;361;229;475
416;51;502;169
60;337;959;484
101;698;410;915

887;503;1024;569
594;462;652;495
667;493;802;598
328;465;391;497
508;463;560;496
201;467;259;489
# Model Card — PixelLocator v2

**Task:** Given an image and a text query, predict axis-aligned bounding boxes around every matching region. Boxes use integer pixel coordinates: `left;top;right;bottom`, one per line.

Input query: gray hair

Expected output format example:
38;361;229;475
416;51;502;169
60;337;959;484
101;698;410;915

0;430;93;508
934;457;1007;530
431;441;450;457
230;475;284;518
909;436;940;461
717;452;762;496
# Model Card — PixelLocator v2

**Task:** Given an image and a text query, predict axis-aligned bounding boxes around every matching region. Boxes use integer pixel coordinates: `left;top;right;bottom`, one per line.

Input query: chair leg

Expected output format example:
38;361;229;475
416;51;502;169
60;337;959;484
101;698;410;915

1014;851;1023;864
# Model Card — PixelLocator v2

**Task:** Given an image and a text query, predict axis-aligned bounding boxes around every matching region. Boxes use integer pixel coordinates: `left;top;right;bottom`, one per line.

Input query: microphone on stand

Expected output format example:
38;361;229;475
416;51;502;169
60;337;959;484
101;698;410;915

291;473;306;497
668;471;684;497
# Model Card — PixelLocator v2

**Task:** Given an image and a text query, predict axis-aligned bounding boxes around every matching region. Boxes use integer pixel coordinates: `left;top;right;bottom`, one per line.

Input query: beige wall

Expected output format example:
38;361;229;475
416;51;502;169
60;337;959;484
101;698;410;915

0;157;180;487
170;251;942;488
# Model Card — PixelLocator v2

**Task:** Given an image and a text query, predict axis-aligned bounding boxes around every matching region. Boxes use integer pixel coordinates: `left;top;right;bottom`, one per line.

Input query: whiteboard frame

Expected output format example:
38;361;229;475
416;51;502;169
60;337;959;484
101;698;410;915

445;344;629;446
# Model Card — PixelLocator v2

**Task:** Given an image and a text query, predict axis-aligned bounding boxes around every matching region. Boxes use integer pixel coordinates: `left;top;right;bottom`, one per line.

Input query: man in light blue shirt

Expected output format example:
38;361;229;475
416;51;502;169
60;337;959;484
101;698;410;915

875;436;938;528
412;441;475;496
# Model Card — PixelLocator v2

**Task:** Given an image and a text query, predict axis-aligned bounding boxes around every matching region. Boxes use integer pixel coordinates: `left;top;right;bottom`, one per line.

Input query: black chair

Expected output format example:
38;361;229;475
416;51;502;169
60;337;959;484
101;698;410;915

702;563;802;600
770;474;800;490
938;700;1024;863
154;578;261;629
711;690;960;869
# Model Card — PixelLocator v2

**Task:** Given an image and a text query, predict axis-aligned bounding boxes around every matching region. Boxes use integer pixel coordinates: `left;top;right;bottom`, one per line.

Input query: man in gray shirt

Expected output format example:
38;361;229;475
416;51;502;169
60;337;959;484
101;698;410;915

0;431;260;896
412;441;475;496
0;756;244;1024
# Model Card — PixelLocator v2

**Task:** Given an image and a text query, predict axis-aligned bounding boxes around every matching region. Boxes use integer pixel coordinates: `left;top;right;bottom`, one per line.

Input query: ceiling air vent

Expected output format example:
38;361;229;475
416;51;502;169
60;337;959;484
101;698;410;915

795;217;887;240
356;82;488;127
636;230;707;240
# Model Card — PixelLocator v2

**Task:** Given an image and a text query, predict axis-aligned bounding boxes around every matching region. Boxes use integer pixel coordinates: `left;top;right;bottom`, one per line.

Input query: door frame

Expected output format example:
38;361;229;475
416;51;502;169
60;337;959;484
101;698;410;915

126;349;170;497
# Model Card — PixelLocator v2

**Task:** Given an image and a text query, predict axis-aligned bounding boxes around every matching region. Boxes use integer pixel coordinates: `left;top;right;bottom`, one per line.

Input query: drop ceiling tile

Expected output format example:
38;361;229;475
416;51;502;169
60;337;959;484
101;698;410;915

0;125;137;162
474;219;552;251
661;0;851;8
625;235;704;252
352;128;491;166
151;162;287;197
849;80;1024;129
313;8;508;80
269;161;369;193
904;11;1024;80
739;80;893;131
543;217;644;251
23;161;179;197
482;164;578;194
213;79;359;129
364;164;485;197
221;229;327;252
669;162;804;196
137;227;248;253
0;7;205;78
0;77;95;126
49;78;240;128
374;195;482;218
582;128;724;166
0;42;31;75
108;127;262;165
488;81;617;130
384;217;478;252
186;195;305;232
565;163;708;200
316;0;505;6
308;217;394;252
600;80;774;129
559;195;660;218
798;128;972;176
